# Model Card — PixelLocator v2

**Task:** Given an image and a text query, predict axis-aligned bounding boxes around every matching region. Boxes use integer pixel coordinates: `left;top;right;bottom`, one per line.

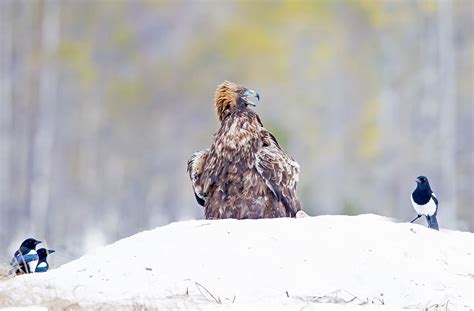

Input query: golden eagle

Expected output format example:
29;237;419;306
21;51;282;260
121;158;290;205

187;81;301;219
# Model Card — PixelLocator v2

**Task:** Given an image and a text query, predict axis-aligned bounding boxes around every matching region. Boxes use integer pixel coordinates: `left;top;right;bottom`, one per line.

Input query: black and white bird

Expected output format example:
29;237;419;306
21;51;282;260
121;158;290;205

10;238;42;274
34;248;55;273
410;176;439;230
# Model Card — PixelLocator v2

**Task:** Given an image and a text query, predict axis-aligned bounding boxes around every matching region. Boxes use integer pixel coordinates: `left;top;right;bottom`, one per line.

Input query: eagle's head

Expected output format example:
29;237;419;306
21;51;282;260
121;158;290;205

214;81;260;122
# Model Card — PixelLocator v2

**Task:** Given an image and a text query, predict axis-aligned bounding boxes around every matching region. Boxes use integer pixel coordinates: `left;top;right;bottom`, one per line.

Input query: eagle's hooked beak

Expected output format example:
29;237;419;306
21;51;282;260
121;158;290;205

242;89;260;107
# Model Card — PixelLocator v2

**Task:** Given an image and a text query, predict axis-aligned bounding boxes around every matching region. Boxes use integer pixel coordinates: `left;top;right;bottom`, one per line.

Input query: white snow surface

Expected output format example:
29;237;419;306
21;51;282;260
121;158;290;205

0;214;472;310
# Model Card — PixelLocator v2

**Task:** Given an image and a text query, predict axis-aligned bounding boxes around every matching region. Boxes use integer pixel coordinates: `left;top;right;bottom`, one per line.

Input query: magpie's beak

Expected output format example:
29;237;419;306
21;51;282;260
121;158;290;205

242;89;260;107
415;177;421;183
35;240;42;245
47;249;56;254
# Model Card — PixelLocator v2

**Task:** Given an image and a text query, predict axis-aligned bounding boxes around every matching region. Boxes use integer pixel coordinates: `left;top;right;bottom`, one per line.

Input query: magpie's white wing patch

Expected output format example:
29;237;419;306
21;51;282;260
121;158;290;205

14;249;38;264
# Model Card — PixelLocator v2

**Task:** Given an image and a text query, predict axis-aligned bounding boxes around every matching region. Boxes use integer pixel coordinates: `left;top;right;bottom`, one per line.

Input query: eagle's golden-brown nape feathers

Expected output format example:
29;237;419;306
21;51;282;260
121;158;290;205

214;81;243;122
214;81;260;122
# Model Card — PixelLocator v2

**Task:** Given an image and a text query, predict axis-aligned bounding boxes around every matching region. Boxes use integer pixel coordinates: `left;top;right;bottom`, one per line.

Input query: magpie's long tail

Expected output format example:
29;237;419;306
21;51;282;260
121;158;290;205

426;215;439;230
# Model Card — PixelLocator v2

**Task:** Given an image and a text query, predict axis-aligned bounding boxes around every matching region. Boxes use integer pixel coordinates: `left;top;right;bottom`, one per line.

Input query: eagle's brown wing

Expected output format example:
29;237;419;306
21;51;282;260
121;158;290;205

187;149;209;206
255;131;300;217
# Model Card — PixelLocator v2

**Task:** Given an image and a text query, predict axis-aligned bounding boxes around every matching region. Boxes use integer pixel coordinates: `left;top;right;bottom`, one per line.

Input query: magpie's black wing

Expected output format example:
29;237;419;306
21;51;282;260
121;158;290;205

431;193;438;206
10;250;29;274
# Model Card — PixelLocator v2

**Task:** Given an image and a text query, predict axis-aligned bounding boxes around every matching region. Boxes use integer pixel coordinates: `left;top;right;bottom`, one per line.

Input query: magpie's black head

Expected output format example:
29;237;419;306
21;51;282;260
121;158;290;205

37;248;55;259
415;175;432;191
416;176;429;185
20;238;42;250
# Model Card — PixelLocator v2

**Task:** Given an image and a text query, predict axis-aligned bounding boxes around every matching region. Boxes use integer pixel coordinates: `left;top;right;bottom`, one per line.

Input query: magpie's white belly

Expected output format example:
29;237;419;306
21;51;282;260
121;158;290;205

28;259;38;273
411;196;437;216
36;262;47;269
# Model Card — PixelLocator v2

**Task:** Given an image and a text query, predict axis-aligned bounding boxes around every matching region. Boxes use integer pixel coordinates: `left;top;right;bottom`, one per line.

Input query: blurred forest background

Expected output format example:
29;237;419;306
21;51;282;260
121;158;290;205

0;0;472;265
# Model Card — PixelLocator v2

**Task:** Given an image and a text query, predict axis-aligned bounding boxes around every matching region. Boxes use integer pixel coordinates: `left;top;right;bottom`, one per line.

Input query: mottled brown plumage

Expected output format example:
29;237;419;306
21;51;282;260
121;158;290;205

187;81;301;219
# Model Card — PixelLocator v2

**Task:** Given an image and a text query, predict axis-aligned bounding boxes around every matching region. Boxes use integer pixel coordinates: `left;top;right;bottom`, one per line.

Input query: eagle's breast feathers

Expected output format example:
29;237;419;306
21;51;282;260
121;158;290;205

187;81;301;219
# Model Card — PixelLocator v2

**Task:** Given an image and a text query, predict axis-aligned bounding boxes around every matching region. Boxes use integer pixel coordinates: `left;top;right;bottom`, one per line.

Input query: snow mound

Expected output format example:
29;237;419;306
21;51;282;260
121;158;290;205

0;214;472;310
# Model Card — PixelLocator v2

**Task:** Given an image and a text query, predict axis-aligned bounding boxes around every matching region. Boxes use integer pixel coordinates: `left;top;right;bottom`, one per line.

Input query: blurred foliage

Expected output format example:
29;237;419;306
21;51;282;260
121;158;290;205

358;98;380;159
106;79;147;120
58;41;96;87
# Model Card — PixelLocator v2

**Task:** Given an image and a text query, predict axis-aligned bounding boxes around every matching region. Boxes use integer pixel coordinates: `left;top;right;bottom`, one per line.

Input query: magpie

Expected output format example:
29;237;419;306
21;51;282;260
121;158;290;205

410;176;439;230
34;248;55;273
10;238;42;274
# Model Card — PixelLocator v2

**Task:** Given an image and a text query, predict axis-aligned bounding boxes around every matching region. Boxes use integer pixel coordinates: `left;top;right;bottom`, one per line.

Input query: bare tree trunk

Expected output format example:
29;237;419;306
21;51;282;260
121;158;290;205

0;0;14;238
9;1;35;240
437;0;457;229
322;66;345;214
29;0;61;237
377;3;400;219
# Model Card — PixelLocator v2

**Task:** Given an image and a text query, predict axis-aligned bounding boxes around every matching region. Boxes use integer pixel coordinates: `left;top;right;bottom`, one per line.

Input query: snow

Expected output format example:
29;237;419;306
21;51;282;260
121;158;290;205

0;214;472;310
0;308;46;311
